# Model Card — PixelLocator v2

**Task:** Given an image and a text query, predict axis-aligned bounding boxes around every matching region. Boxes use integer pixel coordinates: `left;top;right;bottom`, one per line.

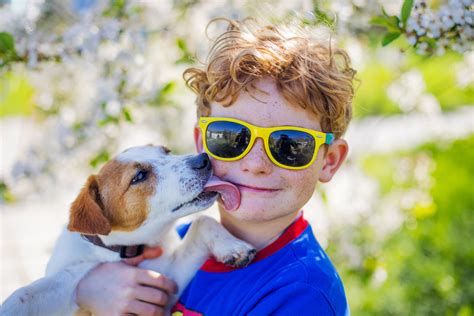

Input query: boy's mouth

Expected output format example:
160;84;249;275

204;176;283;211
232;182;281;193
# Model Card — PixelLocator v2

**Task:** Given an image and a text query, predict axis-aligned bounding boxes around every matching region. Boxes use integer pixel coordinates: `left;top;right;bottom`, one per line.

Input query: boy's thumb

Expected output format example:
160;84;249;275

123;246;163;266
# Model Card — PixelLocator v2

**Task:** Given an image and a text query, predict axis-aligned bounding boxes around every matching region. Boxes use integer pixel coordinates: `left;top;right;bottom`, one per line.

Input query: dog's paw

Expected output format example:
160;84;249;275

213;241;257;268
223;248;257;268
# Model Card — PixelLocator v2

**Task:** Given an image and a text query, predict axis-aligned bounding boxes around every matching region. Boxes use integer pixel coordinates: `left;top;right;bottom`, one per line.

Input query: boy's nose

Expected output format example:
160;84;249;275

240;139;273;175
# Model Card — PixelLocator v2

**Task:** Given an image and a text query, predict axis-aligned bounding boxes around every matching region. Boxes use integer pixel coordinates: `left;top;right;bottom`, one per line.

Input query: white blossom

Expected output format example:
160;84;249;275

405;0;473;54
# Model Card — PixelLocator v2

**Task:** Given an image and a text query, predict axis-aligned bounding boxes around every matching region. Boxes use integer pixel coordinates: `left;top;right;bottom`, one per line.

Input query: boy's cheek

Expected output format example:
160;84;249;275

291;171;318;193
209;157;230;176
287;163;321;195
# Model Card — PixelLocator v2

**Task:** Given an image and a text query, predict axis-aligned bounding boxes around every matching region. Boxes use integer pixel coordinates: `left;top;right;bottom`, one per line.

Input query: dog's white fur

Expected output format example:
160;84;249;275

0;145;255;316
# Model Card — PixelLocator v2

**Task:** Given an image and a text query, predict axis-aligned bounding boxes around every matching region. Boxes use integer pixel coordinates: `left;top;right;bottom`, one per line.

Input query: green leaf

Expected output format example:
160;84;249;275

103;0;126;18
175;38;194;64
175;54;194;64
90;150;110;168
0;32;15;53
151;81;177;106
176;38;187;52
312;7;335;27
382;32;401;46
424;37;437;48
370;16;391;27
371;14;401;32
161;81;175;95
0;180;15;203
401;0;414;26
122;107;133;122
98;116;119;126
0;32;18;66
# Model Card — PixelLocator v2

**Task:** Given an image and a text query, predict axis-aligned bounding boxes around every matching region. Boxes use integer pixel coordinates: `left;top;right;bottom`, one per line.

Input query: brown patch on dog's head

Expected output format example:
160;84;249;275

68;175;111;235
95;160;157;232
69;149;159;235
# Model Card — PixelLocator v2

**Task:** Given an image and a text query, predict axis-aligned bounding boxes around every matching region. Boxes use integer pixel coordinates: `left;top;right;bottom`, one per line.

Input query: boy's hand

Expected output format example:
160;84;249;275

76;246;178;316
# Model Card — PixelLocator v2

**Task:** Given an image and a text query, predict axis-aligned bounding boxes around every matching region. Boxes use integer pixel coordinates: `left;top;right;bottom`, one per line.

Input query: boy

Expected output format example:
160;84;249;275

76;17;355;315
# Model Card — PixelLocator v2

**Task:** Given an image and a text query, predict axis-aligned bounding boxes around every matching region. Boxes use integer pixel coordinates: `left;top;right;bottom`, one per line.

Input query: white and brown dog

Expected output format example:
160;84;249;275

0;145;255;315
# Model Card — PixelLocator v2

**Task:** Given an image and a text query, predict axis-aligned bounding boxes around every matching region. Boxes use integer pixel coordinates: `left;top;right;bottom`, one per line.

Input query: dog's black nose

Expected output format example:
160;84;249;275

188;153;211;171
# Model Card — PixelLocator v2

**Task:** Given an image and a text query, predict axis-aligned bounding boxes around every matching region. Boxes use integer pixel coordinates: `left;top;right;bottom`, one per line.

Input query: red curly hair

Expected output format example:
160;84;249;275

184;17;356;138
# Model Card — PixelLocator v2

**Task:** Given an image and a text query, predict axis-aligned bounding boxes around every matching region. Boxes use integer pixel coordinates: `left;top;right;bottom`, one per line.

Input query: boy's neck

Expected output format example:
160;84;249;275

218;208;301;250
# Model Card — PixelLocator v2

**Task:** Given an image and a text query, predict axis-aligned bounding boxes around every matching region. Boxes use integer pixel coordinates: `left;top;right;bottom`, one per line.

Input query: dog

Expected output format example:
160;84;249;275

0;145;256;315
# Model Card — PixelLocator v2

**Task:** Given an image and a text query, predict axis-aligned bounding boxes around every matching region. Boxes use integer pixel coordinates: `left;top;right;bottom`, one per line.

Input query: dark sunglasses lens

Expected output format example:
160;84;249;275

269;130;315;167
206;121;251;158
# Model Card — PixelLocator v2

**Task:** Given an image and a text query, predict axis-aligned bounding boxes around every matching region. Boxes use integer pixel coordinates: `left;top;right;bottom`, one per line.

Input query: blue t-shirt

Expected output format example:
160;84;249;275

172;215;349;316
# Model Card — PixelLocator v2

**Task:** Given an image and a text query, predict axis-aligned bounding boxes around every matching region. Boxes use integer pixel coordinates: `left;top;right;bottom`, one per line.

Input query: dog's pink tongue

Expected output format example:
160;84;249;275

204;176;241;211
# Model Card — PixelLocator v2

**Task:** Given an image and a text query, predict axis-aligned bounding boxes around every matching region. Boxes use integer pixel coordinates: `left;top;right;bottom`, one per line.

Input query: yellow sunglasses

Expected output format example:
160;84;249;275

198;117;334;170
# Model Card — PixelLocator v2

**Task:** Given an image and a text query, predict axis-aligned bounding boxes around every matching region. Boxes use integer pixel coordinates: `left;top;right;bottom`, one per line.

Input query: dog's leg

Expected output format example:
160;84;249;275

141;215;256;313
0;263;96;316
188;215;257;268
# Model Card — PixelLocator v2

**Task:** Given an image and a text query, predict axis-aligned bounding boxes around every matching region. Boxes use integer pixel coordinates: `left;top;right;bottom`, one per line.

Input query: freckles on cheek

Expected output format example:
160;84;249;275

210;158;230;177
290;172;317;200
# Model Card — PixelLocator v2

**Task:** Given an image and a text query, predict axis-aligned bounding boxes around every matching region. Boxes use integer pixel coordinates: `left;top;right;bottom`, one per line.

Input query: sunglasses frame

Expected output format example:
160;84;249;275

198;117;334;170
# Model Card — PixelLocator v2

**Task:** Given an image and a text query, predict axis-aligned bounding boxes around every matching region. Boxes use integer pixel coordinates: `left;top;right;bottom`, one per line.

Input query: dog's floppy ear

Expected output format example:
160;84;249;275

68;175;111;235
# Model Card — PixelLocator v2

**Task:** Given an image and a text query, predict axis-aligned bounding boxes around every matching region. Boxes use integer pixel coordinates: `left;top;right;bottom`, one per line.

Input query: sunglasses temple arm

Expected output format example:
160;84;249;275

325;133;335;145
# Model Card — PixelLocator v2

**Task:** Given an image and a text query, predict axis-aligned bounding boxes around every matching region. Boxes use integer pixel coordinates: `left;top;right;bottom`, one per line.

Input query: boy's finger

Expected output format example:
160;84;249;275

123;256;144;266
123;246;163;266
136;269;179;295
142;246;163;259
125;299;164;316
133;285;170;306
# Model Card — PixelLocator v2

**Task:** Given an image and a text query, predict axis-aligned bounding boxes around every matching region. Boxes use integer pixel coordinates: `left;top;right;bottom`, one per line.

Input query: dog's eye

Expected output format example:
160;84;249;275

131;170;148;185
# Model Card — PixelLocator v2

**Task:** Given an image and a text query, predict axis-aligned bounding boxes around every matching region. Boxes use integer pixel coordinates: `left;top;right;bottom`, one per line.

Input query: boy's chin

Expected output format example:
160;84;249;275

218;200;291;223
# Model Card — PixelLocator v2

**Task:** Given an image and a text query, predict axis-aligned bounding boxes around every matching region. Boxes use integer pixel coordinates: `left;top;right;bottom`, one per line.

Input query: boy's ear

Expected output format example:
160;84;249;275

68;175;111;235
318;139;349;183
194;126;204;153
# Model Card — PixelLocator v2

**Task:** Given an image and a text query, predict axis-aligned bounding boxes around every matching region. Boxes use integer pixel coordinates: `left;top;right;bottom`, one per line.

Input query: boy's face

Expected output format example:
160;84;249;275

194;79;347;223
